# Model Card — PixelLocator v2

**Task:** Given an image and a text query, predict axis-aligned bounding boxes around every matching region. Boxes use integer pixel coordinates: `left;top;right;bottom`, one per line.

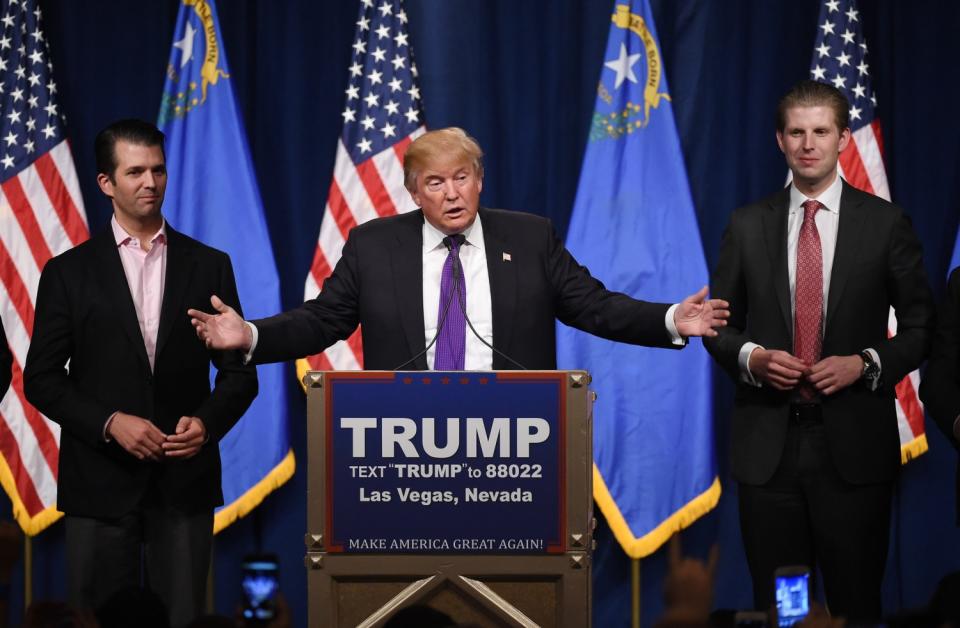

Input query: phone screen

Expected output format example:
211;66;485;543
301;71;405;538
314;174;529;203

775;571;810;626
242;556;279;622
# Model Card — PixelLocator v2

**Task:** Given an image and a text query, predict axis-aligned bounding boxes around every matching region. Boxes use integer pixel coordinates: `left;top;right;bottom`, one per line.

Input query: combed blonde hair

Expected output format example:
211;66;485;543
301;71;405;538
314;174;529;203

403;127;484;191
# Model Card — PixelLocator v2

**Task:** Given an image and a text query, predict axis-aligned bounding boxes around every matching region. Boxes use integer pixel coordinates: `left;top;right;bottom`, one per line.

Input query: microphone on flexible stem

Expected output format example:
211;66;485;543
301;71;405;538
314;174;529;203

392;235;463;371
450;250;528;370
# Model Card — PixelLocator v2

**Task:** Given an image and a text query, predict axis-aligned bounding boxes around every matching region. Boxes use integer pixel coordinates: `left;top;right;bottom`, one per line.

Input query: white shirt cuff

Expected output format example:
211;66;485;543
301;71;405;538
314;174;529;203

103;411;119;442
243;321;259;365
863;347;881;391
738;342;763;387
664;304;686;346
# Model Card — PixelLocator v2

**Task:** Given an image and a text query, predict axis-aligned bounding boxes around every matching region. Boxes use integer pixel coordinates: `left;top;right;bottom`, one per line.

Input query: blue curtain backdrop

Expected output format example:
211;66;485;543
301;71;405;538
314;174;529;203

1;0;957;625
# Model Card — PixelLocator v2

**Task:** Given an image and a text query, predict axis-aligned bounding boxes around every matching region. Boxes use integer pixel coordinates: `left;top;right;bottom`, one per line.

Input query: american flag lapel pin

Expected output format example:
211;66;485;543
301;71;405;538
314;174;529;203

502;252;512;262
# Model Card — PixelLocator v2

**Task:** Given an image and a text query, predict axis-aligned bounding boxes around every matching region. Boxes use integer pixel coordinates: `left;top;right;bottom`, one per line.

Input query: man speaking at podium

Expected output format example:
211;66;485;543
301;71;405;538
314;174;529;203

189;127;728;369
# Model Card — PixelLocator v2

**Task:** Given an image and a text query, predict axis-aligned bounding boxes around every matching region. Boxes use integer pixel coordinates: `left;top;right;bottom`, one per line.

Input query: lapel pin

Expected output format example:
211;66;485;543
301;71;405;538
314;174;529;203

502;252;512;262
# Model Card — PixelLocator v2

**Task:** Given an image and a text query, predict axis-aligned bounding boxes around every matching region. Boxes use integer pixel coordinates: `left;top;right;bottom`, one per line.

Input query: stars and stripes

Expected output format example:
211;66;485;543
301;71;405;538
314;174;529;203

0;0;88;534
298;0;424;374
809;0;926;462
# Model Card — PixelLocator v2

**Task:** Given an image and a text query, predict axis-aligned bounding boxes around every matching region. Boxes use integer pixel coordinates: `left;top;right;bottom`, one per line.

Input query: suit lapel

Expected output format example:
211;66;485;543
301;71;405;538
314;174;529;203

479;209;517;367
92;229;151;372
762;189;793;338
825;182;867;331
156;227;196;359
391;211;428;369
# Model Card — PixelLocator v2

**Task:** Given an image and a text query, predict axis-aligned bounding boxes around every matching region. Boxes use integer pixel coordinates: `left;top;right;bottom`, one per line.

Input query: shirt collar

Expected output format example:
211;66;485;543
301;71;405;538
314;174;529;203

421;212;482;252
788;173;844;215
112;215;167;247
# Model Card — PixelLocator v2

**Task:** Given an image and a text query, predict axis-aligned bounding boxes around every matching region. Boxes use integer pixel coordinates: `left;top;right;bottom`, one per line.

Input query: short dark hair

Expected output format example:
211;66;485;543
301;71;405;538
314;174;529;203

94;119;166;178
776;80;850;132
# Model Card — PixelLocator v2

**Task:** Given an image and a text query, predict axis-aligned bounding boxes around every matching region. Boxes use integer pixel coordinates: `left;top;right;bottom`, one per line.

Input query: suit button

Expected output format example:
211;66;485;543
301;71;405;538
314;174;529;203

146;375;153;384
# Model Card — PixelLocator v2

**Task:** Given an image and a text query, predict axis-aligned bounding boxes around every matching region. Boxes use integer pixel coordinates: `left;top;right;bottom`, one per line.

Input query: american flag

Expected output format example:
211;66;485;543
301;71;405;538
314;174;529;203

809;0;927;463
0;0;88;534
297;0;424;377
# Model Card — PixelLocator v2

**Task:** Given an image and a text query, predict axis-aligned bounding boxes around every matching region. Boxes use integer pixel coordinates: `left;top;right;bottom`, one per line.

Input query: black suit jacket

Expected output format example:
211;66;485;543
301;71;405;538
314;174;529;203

704;182;934;486
253;207;678;369
24;226;257;518
919;267;960;522
0;317;10;400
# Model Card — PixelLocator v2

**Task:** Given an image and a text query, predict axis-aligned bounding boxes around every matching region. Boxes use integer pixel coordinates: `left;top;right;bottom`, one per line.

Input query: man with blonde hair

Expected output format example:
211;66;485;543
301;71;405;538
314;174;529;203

189;127;728;370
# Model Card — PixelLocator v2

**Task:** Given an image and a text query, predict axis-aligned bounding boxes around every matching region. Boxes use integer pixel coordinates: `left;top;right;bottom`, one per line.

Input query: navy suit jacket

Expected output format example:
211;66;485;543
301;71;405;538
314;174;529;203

253;207;679;370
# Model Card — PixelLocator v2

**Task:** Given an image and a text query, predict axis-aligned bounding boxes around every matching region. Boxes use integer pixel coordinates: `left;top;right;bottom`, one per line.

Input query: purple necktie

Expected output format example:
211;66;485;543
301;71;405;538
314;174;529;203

434;234;466;370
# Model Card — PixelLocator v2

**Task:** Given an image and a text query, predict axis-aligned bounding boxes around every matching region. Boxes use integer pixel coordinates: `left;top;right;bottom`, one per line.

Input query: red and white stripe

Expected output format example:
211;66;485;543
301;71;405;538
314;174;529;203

0;140;88;534
838;120;927;462
300;129;425;373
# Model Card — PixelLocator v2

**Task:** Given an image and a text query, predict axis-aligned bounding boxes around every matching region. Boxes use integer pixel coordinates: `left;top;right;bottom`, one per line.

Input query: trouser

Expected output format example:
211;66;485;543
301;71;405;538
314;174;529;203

738;405;892;624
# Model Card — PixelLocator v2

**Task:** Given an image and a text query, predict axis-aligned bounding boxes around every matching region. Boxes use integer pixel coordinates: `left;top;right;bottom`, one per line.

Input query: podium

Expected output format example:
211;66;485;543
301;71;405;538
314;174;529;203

303;370;595;627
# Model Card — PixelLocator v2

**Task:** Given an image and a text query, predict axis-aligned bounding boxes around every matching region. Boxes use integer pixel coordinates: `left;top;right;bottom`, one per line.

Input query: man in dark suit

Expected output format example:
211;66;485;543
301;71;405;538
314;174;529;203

24;119;257;626
920;268;960;523
704;81;934;622
188;127;728;370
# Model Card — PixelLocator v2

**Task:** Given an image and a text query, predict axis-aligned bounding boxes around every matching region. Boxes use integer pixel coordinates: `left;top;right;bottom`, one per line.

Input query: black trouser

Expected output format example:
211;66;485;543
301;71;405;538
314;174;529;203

738;405;892;624
65;492;213;628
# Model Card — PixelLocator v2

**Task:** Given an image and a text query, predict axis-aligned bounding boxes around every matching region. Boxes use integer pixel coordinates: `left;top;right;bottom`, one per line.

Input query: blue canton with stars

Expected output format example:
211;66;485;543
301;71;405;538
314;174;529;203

342;0;422;163
810;0;876;132
0;0;64;181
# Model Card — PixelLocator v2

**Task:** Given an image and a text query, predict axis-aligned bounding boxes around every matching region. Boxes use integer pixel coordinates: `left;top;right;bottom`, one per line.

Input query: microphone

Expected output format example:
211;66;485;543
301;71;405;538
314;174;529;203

391;235;464;371
392;234;528;371
450;247;528;370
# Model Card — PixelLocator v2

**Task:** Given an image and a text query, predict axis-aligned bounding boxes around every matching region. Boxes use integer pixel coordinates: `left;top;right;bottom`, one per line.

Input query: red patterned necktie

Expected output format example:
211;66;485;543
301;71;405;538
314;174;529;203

795;200;823;400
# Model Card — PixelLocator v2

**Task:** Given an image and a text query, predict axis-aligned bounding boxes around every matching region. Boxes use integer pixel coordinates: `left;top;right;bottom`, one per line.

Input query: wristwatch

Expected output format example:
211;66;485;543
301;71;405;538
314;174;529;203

860;350;880;387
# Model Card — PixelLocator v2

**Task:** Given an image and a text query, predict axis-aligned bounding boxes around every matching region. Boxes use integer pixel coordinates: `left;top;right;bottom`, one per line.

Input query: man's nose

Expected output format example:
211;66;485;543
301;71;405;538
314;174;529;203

802;133;816;150
143;171;156;188
442;180;458;198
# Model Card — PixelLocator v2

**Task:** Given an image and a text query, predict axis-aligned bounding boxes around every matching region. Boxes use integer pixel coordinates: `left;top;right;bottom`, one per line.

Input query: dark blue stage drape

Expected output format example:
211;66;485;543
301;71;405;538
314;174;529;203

1;1;957;625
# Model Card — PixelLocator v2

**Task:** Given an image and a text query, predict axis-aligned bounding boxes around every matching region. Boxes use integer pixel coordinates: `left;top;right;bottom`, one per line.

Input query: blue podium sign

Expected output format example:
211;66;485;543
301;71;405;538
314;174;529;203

324;371;567;554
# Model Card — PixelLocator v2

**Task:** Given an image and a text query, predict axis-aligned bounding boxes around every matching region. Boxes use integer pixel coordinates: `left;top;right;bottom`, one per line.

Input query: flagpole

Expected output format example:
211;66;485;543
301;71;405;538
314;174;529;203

632;557;641;628
23;535;31;609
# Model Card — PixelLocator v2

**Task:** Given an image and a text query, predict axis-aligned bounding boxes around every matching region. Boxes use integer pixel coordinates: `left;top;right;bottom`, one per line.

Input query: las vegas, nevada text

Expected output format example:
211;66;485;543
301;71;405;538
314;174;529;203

340;416;551;506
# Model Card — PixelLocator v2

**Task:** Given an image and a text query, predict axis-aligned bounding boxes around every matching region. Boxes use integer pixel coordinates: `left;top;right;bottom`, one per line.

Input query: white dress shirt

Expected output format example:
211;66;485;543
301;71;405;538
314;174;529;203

738;174;879;385
422;216;494;370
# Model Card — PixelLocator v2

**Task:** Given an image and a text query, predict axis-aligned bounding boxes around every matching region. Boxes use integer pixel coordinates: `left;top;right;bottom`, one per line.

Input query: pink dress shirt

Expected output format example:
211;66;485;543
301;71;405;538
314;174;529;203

111;216;167;371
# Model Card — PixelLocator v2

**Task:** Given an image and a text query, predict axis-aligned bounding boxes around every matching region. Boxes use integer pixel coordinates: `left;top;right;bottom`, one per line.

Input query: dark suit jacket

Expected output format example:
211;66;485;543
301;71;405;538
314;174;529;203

919;267;960;522
24;226;257;518
704;182;934;486
253;207;678;369
0;317;10;400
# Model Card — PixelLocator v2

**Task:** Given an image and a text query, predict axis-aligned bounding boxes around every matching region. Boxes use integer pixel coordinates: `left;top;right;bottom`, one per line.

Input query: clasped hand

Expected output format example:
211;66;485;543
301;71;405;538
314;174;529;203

108;413;207;460
749;349;863;395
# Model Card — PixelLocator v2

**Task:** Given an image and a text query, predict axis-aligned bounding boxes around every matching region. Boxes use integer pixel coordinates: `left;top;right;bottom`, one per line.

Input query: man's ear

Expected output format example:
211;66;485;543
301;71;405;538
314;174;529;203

408;187;421;208
96;172;114;198
837;127;851;153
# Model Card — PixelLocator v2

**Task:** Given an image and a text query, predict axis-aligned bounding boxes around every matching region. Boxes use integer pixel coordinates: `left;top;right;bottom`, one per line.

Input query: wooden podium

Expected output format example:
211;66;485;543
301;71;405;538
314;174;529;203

303;370;595;627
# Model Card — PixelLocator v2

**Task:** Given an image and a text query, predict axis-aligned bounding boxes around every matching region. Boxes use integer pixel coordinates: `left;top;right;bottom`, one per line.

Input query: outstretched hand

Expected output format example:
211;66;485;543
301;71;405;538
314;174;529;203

674;286;729;338
187;295;252;351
